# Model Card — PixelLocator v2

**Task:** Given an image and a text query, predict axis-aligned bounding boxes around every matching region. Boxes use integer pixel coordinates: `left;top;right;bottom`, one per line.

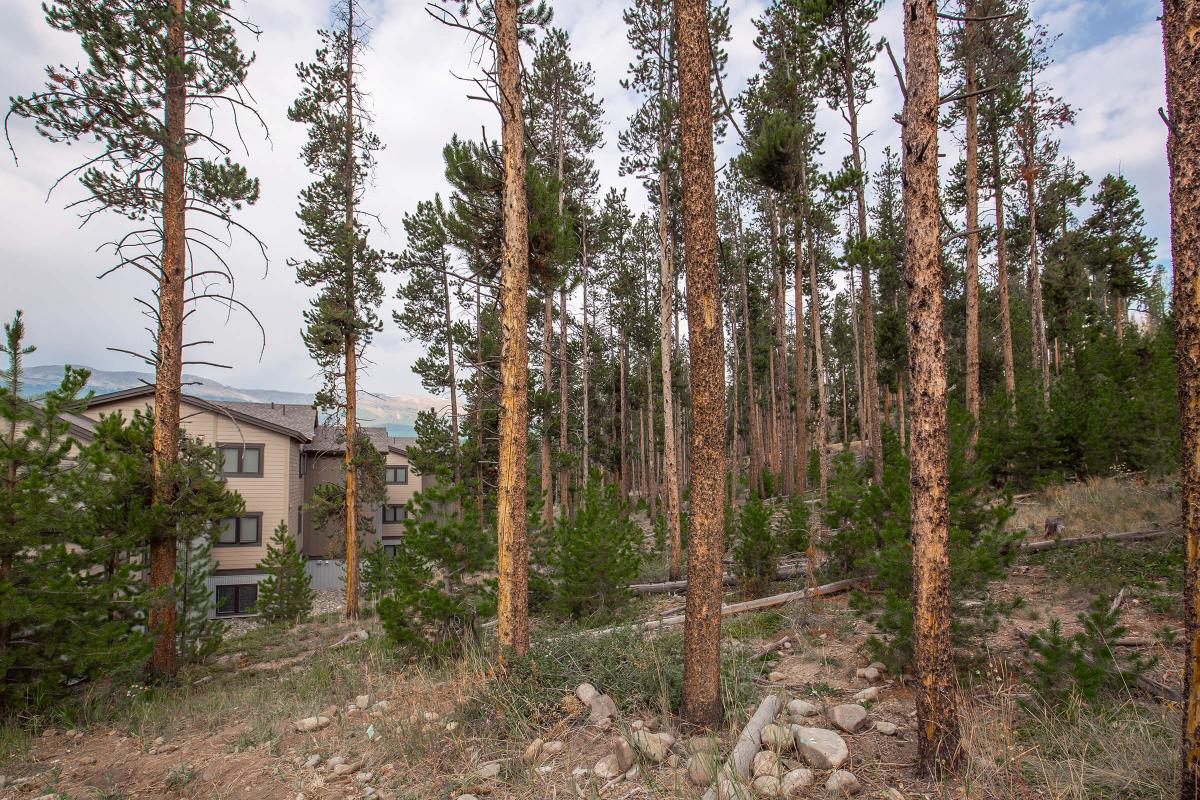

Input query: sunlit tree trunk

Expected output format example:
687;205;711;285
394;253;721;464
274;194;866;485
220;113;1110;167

1162;2;1200;796
147;0;187;677
495;0;531;658
904;0;960;775
990;131;1017;402
677;0;727;727
963;1;981;445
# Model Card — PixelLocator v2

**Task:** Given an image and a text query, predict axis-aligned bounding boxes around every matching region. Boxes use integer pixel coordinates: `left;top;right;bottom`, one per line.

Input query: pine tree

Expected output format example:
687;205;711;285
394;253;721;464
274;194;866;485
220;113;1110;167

176;534;222;664
255;523;314;626
10;0;265;680
731;492;776;598
902;0;960;775
1162;2;1200;795
677;0;728;728
1083;175;1156;341
289;0;388;620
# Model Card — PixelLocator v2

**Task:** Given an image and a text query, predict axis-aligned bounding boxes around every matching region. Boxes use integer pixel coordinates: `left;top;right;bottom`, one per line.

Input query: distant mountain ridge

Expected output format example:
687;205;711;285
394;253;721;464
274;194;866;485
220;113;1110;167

21;365;439;437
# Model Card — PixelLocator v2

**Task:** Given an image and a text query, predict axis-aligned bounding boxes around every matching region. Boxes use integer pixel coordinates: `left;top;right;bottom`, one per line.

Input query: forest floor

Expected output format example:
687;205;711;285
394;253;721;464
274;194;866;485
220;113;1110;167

0;474;1184;800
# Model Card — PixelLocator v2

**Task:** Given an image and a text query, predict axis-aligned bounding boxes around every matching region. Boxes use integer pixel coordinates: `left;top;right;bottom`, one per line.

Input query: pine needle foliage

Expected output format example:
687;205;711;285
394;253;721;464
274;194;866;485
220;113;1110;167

255;523;314;626
546;473;642;619
731;491;777;598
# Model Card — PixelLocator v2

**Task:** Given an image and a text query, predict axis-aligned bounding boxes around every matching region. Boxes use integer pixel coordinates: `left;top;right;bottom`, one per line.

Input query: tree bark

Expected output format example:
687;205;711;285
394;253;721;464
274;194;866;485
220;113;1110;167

990;130;1017;402
541;292;554;525
342;4;360;621
659;160;684;580
620;329;630;499
963;1;981;443
1163;2;1200;795
1024;71;1050;405
582;219;591;476
442;240;461;515
793;217;809;496
495;0;531;658
736;227;764;495
146;0;187;678
903;0;960;776
840;11;883;485
804;194;830;502
676;0;727;728
558;286;570;513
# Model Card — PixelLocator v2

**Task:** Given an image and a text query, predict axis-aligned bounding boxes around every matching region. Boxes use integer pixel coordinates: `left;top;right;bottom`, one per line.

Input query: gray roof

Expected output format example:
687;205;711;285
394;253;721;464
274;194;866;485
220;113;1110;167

304;424;391;455
388;436;415;455
220;402;317;438
86;386;314;442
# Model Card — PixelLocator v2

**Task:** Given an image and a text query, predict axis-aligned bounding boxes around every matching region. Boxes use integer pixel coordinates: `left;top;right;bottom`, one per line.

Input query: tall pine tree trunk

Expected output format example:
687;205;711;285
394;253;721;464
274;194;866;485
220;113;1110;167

841;13;883;485
620;329;630;499
963;2;981;442
804;187;831;501
147;0;187;677
494;0;531;658
582;220;591;476
541;293;554;525
342;6;361;621
737;232;764;495
475;283;485;520
659;166;684;580
904;0;960;775
793;217;809;495
991;131;1017;401
1162;2;1200;795
677;0;726;727
443;249;461;515
558;286;570;513
1024;72;1050;405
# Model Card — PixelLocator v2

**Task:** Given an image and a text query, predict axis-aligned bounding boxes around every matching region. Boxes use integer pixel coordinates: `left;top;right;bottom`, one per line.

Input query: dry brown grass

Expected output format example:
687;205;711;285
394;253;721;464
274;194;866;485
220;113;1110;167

1007;475;1178;537
960;663;1178;800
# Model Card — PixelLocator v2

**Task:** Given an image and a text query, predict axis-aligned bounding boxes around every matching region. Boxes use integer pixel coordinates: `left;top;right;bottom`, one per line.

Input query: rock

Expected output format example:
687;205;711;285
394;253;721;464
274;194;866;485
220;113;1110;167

333;761;361;776
875;721;899;736
686;753;719;787
327;756;347;768
34;794;58;800
422;711;440;723
575;683;598;704
522;738;544;764
445;721;459;733
869;661;887;673
855;666;881;683
294;716;331;733
631;730;674;763
355;694;371;708
767;660;779;668
631;719;644;731
593;754;624;780
767;671;786;682
786;699;819;719
541;740;565;757
752;775;782;797
852;686;880;703
572;767;589;779
716;773;752;800
792;726;849;769
780;768;815;796
478;761;502;779
354;771;374;783
153;735;165;747
457;796;480;800
760;723;792;752
78;756;97;765
332;629;369;648
305;754;322;768
884;789;905;800
751;749;780;778
624;763;640;780
825;769;861;796
370;700;390;713
366;724;378;741
613;737;635;771
588;694;619;723
827;704;868;734
684;735;720;755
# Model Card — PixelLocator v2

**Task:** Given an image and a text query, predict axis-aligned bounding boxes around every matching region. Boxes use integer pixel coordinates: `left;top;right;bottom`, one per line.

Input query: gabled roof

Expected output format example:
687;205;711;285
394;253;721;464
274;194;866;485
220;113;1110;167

304;424;391;455
388;436;415;456
26;400;97;442
86;386;314;443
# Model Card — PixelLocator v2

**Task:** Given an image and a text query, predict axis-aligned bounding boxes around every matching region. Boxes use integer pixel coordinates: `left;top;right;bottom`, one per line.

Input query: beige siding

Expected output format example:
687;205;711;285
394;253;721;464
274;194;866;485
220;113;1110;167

382;451;421;538
85;396;301;571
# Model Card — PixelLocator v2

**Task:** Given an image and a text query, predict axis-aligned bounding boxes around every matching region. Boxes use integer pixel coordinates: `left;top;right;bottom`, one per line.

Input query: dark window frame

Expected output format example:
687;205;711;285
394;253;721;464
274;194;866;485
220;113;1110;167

218;443;265;477
216;512;263;547
384;465;408;485
215;583;259;616
383;504;406;524
383;544;400;559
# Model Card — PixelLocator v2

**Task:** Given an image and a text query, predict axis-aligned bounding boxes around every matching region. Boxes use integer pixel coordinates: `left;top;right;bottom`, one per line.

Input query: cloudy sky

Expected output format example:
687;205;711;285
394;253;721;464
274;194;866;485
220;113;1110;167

0;0;1169;400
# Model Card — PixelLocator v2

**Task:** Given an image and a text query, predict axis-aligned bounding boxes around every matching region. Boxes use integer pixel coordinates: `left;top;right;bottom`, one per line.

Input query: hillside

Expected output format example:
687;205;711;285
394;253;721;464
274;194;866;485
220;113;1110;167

22;365;439;436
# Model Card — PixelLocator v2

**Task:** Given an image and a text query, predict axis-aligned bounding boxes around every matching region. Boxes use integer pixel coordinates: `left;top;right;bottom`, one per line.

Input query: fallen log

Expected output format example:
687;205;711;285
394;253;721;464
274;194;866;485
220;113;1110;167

1017;526;1176;554
630;562;808;595
580;576;869;639
702;693;783;800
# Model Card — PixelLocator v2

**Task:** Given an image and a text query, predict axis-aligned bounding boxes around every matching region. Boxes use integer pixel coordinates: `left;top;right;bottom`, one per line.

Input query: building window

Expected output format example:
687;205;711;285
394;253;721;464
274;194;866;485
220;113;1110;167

219;443;264;477
383;504;406;524
215;584;258;616
383;544;400;559
385;465;408;485
217;514;262;546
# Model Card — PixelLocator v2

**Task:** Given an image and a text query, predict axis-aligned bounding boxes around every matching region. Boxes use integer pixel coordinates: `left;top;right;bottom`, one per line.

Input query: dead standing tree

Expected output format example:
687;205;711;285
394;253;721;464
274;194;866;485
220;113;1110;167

903;0;961;776
676;0;728;726
1161;1;1200;796
8;0;266;678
